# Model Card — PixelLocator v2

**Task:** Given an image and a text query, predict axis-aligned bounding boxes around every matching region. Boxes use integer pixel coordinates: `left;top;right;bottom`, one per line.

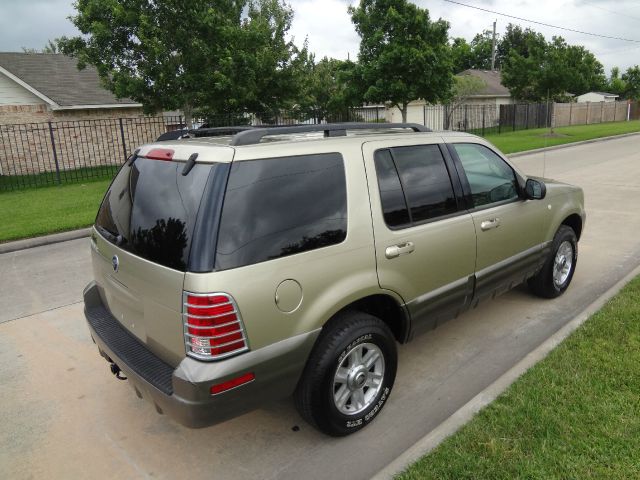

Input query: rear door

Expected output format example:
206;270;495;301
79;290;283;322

363;138;477;335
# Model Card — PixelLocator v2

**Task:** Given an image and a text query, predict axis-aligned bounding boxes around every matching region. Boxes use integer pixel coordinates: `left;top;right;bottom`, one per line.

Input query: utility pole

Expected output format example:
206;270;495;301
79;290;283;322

490;20;497;71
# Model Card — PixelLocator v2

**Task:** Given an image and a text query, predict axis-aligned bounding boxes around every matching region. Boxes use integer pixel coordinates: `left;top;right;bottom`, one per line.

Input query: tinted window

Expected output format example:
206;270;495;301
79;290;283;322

391;145;457;223
374;150;410;227
95;158;214;271
453;143;518;208
215;153;347;270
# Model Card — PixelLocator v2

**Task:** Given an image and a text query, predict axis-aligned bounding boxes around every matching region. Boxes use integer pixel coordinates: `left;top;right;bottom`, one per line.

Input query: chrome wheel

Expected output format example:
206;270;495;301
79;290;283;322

333;342;385;415
553;240;573;287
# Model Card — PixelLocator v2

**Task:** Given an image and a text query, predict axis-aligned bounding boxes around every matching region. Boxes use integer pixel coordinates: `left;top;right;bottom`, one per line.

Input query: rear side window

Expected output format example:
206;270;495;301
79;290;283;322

95;158;214;271
374;150;411;227
215;153;347;270
374;145;458;228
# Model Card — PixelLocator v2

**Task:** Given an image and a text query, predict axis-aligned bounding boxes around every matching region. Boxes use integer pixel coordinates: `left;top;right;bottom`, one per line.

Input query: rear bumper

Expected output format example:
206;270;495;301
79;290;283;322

83;282;320;428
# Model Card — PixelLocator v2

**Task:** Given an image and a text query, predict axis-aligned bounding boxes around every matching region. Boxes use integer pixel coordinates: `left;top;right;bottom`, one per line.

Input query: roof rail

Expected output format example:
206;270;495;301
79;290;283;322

229;123;431;146
156;126;254;142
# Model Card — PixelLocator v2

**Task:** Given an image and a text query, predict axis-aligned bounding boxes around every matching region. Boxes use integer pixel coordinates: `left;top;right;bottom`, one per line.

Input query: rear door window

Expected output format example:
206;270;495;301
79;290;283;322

374;145;458;228
215;153;347;270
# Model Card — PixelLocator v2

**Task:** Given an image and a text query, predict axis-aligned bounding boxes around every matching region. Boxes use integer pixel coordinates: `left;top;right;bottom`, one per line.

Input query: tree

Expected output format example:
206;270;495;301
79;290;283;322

501;31;605;102
446;74;486;127
607;67;626;97
622;66;640;99
450;37;473;73
468;30;494;70
349;0;453;122
297;56;363;122
497;24;545;69
202;0;308;119
59;0;302;126
21;38;61;54
450;32;494;73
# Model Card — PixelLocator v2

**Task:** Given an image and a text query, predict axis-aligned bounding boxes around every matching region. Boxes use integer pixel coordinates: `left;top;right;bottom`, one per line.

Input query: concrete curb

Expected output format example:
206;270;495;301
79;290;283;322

372;262;640;480
507;131;640;158
0;228;92;255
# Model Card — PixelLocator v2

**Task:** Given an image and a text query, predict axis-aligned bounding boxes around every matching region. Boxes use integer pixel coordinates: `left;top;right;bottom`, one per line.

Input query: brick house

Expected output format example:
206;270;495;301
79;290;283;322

0;52;143;125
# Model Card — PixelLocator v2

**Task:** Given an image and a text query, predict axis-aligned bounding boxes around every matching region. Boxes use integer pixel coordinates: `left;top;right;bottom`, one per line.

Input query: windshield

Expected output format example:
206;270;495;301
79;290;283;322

95;158;213;271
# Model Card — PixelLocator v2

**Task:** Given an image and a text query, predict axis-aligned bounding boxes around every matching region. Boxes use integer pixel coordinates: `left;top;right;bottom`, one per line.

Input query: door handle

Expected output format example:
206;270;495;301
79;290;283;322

480;217;501;231
385;241;415;259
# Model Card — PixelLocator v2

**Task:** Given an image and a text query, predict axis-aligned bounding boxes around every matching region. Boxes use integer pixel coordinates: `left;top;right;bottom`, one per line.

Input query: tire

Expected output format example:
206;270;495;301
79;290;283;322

528;225;578;298
294;310;397;436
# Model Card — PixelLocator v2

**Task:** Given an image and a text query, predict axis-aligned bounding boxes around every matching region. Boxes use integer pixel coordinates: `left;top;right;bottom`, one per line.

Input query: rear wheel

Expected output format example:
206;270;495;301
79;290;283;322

294;311;397;436
529;225;578;298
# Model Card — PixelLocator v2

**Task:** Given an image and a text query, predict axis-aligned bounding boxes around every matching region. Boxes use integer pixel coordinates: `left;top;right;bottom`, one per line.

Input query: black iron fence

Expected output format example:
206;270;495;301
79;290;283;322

1;101;637;191
423;104;501;134
0;107;384;191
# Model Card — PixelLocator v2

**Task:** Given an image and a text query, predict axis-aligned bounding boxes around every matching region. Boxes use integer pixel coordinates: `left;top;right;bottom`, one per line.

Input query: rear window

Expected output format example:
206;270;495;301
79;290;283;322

374;145;458;228
215;153;347;270
95;158;214;271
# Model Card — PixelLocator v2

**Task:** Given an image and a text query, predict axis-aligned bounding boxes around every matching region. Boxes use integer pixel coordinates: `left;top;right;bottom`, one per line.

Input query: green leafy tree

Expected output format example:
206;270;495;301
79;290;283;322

468;30;494;70
297;56;363;122
349;0;453;122
497;24;546;69
502;32;605;102
21;38;62;54
446;73;486;127
622;66;640;99
201;0;307;120
450;32;494;73
59;0;302;126
608;67;626;97
450;37;473;73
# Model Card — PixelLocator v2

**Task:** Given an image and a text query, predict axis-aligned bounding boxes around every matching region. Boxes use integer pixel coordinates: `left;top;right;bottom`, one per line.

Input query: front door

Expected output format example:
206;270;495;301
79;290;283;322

363;139;477;335
447;141;548;302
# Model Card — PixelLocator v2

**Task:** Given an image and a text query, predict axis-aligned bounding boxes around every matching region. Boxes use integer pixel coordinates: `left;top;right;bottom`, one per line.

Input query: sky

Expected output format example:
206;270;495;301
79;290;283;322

1;0;639;76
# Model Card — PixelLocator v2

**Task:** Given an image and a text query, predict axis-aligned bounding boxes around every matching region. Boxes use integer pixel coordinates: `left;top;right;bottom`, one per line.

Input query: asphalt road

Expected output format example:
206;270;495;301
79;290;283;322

1;134;639;479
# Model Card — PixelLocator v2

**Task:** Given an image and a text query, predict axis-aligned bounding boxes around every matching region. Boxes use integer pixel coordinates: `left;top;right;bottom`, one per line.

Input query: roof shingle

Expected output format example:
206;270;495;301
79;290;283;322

0;52;139;107
458;69;510;97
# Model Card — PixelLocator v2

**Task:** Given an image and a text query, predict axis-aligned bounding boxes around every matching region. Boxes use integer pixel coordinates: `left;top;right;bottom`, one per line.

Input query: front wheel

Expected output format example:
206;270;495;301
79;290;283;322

528;225;578;298
294;311;397;436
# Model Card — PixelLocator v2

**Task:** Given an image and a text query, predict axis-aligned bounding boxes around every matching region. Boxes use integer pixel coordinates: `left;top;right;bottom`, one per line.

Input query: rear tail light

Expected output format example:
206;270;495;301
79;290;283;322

183;292;249;360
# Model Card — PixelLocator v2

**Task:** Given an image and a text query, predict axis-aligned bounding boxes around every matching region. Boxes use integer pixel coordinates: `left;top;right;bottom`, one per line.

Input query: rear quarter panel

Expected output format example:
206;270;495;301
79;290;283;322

184;140;386;351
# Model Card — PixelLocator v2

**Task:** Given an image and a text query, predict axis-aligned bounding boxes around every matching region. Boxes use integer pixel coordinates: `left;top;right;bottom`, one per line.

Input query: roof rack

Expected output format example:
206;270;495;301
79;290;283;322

229;122;430;146
156;126;254;142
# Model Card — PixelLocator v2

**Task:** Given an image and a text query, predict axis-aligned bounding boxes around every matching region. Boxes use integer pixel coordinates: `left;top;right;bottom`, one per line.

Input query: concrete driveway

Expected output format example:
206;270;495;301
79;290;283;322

1;134;639;479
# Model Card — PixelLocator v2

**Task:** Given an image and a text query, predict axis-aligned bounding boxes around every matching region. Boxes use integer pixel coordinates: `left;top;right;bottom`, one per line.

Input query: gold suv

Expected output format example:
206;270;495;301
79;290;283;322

83;123;585;436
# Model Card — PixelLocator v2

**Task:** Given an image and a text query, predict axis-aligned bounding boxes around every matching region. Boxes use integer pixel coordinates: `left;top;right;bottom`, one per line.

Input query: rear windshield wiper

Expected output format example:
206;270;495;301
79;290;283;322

181;153;199;176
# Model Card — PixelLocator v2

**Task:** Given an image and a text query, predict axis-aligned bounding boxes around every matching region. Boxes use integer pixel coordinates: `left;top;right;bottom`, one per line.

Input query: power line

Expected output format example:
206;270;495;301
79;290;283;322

442;0;640;43
582;0;640;22
595;44;640;57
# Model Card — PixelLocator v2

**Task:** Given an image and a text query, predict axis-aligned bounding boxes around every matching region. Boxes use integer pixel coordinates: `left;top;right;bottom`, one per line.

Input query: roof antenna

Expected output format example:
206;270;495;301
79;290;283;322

543;89;550;178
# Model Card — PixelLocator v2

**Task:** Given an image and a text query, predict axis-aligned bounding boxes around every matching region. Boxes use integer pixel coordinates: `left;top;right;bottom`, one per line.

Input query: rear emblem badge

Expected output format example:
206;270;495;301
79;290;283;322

112;255;119;272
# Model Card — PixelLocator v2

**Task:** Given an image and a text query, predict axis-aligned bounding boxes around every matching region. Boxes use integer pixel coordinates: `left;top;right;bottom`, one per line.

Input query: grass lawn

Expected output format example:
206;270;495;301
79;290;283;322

485;120;640;154
0;179;110;242
399;276;640;480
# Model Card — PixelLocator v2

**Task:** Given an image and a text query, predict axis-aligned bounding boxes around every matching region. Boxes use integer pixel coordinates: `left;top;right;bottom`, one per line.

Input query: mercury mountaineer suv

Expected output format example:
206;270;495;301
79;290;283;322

83;123;585;436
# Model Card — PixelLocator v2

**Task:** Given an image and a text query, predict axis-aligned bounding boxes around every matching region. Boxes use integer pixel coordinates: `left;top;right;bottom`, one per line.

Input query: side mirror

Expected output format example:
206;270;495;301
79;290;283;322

525;178;546;200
